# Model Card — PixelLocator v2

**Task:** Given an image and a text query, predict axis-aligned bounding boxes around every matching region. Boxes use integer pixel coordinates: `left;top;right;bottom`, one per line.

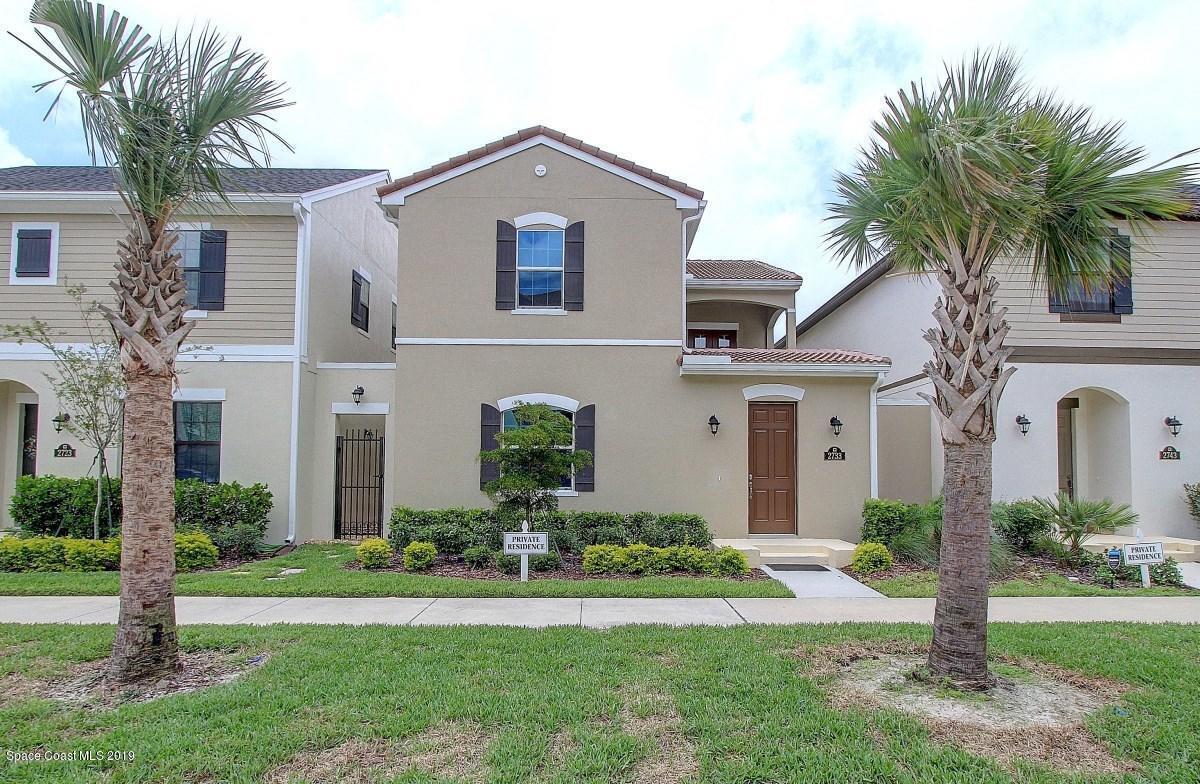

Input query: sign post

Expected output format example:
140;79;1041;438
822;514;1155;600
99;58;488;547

503;531;549;582
1123;529;1165;589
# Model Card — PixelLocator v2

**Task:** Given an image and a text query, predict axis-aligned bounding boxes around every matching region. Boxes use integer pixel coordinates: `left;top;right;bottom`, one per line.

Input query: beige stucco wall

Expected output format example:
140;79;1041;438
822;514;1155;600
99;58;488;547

393;145;684;341
391;344;874;541
877;404;936;503
685;301;777;348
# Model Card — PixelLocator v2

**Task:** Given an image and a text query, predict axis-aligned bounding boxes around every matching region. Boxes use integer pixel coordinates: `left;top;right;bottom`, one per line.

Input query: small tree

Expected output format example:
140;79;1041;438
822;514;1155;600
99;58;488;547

2;284;124;539
479;403;592;532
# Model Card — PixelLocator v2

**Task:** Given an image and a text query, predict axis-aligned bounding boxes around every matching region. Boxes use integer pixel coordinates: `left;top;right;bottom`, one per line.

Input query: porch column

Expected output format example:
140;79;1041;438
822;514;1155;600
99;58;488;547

785;308;797;348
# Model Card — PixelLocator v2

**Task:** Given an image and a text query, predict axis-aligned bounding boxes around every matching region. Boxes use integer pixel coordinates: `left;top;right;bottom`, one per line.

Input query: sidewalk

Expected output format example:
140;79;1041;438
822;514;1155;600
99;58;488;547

2;596;1199;628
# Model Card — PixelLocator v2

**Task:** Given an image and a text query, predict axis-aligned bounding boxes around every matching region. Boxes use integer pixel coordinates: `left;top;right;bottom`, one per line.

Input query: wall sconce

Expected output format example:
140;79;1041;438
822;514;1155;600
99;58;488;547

1165;416;1182;437
829;416;843;437
352;386;365;405
1015;414;1031;436
708;415;720;436
52;412;71;433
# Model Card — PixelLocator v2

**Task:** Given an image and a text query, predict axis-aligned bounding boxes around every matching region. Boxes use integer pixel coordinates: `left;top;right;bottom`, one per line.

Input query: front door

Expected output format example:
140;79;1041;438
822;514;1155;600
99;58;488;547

748;403;796;534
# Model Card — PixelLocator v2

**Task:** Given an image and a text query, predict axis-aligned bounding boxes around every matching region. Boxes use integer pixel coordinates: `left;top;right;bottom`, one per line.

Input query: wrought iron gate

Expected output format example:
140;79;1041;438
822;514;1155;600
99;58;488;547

334;429;385;539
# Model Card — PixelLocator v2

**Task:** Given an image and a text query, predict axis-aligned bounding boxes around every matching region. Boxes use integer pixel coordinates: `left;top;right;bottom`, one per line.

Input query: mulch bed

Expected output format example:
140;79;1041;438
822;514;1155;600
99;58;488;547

871;552;1172;590
198;546;293;573
344;553;773;582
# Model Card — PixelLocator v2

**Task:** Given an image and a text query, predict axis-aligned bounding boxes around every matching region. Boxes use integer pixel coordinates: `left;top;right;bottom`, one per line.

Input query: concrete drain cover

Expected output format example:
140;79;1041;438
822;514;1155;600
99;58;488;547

765;563;829;572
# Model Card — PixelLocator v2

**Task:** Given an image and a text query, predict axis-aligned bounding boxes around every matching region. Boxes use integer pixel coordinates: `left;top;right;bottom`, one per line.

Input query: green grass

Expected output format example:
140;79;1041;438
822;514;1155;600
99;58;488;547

2;623;1198;782
868;569;1197;598
0;543;793;598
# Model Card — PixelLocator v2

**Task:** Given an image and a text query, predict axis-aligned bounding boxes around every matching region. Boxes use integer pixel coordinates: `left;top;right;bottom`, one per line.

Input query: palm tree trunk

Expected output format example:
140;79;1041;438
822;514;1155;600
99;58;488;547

107;362;179;680
927;439;993;688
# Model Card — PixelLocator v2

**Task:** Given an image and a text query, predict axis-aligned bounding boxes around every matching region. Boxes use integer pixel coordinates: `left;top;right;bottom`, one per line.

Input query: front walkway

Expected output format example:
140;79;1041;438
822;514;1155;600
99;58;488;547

3;596;1199;628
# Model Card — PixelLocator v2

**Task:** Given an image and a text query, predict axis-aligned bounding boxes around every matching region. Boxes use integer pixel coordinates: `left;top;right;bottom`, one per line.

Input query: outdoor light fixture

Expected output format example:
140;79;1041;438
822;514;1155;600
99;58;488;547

52;412;71;433
708;415;720;435
1165;416;1182;437
352;386;365;405
829;416;843;437
1015;414;1031;436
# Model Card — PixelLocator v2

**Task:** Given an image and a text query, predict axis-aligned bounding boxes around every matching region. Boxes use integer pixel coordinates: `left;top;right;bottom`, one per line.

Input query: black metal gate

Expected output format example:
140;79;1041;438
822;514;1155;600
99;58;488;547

334;429;385;539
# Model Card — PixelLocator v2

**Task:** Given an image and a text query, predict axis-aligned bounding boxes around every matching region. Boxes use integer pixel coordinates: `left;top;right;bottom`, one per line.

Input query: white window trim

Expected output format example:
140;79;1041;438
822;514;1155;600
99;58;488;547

9;222;60;285
515;228;565;310
497;393;581;413
354;266;373;284
510;308;567;316
514;211;568;229
742;384;806;402
390;298;398;353
184;310;209;320
174;388;226;402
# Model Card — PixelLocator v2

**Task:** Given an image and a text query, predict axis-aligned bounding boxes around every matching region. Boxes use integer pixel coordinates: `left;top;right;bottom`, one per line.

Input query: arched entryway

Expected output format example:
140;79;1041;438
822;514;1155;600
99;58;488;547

0;380;40;529
1056;387;1131;504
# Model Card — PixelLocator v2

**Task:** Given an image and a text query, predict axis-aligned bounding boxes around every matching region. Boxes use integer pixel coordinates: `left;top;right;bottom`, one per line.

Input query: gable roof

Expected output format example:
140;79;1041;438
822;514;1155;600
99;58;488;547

0;166;387;195
686;259;801;282
795;257;894;338
377;125;704;206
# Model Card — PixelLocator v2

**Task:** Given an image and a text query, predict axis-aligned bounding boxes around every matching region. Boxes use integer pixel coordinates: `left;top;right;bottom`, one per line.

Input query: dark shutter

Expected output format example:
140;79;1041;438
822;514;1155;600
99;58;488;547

1048;282;1067;313
1111;233;1133;314
14;229;52;277
351;270;370;330
196;230;227;310
480;403;501;489
496;220;516;310
564;221;585;311
575;404;595;492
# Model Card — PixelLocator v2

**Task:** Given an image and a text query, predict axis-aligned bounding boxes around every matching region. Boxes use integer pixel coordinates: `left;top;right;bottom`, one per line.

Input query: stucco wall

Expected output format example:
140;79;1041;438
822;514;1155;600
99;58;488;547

685;301;776;348
878;403;935;503
391;344;874;541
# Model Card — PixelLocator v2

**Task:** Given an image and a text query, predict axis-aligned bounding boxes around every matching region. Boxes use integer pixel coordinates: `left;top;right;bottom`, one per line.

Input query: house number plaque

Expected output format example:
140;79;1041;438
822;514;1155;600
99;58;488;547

1159;446;1181;460
824;446;846;461
53;443;77;458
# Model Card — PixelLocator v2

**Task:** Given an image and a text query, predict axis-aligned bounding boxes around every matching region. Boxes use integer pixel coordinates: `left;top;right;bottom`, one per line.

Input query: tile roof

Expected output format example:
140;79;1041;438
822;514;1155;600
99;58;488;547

0;166;386;194
378;125;704;200
686;259;802;281
682;348;890;365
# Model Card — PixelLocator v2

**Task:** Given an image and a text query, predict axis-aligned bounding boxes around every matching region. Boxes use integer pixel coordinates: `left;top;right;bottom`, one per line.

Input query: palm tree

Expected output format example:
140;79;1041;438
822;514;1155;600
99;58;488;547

16;0;290;682
827;51;1193;688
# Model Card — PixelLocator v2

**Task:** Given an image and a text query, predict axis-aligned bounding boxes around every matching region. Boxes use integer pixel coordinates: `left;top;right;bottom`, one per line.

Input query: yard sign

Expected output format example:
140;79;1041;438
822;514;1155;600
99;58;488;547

503;532;549;582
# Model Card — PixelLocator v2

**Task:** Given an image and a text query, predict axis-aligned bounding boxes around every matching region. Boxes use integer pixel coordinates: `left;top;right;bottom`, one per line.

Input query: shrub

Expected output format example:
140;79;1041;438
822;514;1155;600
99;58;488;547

64;538;120;571
0;537;30;572
591;525;631;546
1035;493;1137;554
175;532;219;571
890;505;1015;576
860;499;912;545
582;544;625;575
388;507;506;554
652;514;711;547
1185;483;1200;527
463;545;492;569
495;552;520;575
706;547;750;577
660;545;712;573
175;480;273;555
850;542;893;575
23;537;68;571
1151;558;1185;587
529;552;562;572
356;537;394;569
403;541;437;571
582;544;748;577
992;499;1052;553
207;522;266;559
9;475;122;538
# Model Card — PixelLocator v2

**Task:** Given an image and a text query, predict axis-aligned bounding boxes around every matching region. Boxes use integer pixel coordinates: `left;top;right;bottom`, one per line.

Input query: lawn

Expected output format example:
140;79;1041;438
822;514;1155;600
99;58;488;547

0;543;793;599
2;622;1198;782
868;569;1197;598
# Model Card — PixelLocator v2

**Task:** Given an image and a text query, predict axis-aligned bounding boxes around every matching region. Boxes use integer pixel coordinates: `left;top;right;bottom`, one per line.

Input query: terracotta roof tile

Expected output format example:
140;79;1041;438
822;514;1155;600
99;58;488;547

682;348;890;365
686;259;802;281
379;125;704;200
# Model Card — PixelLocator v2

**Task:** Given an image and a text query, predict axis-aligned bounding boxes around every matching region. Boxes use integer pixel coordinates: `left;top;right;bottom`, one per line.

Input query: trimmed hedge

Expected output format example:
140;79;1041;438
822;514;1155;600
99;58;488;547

387;507;712;555
10;475;272;556
403;541;437;571
581;544;749;577
0;532;218;572
849;542;893;575
860;499;911;546
356;537;393;569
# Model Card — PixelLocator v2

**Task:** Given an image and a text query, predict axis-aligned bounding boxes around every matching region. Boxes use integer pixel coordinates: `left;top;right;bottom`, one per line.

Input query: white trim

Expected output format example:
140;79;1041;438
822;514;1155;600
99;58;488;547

15;392;38;405
679;358;888;377
497;393;581;413
869;371;884;498
510;308;568;316
0;341;296;362
687;322;739;331
742;384;806;402
174;388;226;402
9;221;60;285
332;402;390;415
355;327;371;339
315;362;397;370
183;309;209;320
877;398;930;406
299;171;391;203
169;221;212;231
686;278;801;290
397;337;679;346
379;135;702;209
514;211;569;229
553;489;579;498
354;266;373;284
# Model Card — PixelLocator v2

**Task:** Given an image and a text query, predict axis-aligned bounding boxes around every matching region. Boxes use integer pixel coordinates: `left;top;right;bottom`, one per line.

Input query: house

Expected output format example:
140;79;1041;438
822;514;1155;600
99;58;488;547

0;166;398;544
796;189;1200;541
357;126;889;563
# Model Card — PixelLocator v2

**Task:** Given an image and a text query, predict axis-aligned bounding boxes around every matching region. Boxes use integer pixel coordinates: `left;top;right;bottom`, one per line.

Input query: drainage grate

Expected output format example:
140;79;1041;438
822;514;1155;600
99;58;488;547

764;563;829;572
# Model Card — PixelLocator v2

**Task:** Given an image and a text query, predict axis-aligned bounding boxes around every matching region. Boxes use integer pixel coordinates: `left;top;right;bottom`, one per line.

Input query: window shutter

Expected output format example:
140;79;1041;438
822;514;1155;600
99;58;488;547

480;403;501;489
197;230;227;310
575;404;595;492
564;221;585;311
1047;282;1067;313
1111;233;1133;314
15;229;52;277
496;220;516;310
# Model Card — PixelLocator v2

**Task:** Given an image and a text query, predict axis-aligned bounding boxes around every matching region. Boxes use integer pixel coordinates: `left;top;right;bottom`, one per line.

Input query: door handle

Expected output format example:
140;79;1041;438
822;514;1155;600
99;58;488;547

748;473;754;500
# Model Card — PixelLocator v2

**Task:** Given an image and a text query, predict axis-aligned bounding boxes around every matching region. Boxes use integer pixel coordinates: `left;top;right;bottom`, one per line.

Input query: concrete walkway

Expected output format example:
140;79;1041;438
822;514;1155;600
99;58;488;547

2;596;1199;628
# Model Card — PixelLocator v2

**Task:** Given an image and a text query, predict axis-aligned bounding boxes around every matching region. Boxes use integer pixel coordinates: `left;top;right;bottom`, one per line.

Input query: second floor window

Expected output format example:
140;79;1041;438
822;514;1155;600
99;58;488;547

351;269;370;331
9;222;59;285
1050;231;1132;316
179;229;227;311
688;329;737;349
517;229;564;308
390;300;397;350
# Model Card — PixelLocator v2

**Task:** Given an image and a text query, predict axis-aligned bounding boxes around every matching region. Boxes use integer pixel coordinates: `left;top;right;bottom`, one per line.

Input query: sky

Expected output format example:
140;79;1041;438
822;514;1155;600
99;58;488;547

1;0;1197;317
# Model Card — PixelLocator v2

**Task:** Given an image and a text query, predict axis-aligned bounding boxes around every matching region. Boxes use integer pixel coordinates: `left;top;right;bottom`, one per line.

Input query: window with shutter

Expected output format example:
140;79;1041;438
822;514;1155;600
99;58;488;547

9;223;59;285
480;404;501;489
179;229;228;311
564;221;585;311
1048;230;1132;317
351;269;370;331
390;300;397;351
496;221;517;310
575;404;595;492
516;229;564;308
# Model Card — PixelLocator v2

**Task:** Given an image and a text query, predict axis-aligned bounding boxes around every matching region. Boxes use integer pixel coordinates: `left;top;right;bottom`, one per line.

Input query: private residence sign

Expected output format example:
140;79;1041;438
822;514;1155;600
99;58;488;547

53;443;76;458
1123;541;1165;566
1159;446;1181;460
824;446;846;461
503;532;549;555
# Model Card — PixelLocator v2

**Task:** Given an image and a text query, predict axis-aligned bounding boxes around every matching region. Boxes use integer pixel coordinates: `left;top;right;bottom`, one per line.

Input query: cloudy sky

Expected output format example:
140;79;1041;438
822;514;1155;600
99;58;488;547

1;0;1196;316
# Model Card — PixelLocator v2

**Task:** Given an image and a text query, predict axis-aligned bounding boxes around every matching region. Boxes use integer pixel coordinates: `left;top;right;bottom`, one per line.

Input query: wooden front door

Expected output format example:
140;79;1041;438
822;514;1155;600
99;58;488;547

748;403;796;534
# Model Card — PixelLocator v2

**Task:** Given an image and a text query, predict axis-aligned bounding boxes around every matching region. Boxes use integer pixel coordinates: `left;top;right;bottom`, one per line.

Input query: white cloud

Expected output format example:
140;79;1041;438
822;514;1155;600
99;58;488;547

0;126;33;167
1;0;1196;316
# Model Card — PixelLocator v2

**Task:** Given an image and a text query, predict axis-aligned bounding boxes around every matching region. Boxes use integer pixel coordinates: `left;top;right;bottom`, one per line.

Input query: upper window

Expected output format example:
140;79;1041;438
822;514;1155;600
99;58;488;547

351;269;370;331
502;406;574;489
390;300;397;351
1050;231;1132;317
516;229;564;308
688;329;737;349
174;402;221;483
9;222;59;285
178;229;227;311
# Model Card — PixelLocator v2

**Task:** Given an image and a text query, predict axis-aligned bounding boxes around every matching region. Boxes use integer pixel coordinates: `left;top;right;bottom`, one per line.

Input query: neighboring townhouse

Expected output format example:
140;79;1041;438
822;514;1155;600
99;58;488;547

0;166;398;544
796;188;1200;539
359;126;890;561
